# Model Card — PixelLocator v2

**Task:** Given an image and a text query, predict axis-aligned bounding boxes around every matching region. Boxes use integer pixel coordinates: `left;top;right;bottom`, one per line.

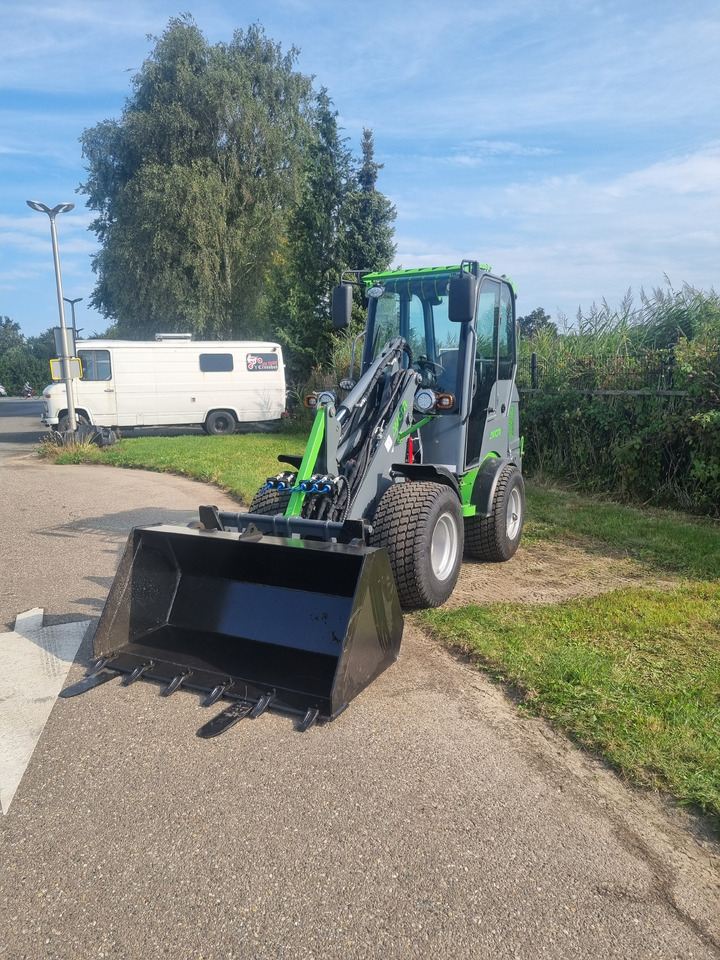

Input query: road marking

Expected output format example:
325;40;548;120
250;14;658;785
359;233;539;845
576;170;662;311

0;609;90;814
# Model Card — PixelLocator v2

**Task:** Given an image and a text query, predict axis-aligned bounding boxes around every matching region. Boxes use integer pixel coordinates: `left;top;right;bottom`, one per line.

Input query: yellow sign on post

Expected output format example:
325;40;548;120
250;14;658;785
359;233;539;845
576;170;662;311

50;358;83;381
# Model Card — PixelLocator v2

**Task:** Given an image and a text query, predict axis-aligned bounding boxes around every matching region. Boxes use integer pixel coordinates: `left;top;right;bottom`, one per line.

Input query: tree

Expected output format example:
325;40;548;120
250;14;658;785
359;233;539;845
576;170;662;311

266;90;353;381
0;319;52;393
266;117;397;383
79;16;314;339
0;316;24;355
517;307;557;340
341;128;396;276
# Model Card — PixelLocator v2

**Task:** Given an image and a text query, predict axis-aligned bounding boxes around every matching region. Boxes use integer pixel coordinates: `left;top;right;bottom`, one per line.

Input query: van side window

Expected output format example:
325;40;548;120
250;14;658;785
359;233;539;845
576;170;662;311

78;350;112;381
200;353;234;372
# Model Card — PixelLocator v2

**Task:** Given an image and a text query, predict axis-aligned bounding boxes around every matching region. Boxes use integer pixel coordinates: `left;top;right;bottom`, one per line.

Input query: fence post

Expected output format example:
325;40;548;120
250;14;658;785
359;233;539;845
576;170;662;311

531;352;538;390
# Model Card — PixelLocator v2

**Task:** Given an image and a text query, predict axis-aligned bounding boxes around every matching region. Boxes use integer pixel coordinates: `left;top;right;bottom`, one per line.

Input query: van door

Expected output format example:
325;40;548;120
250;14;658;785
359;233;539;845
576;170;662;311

75;349;118;425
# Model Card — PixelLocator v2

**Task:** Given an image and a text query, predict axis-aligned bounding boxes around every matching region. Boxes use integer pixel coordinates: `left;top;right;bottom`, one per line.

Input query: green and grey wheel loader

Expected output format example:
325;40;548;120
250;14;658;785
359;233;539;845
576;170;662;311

61;261;525;735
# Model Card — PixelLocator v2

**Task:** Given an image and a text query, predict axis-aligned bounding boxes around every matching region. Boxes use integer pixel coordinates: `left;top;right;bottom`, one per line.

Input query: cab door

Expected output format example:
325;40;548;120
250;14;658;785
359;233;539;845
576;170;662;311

464;278;517;468
75;349;118;425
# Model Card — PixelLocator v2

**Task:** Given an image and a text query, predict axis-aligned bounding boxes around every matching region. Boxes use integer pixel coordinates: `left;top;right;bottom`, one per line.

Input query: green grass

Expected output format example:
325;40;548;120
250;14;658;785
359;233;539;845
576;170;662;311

39;431;308;505
418;583;720;818
40;433;720;821
524;483;720;581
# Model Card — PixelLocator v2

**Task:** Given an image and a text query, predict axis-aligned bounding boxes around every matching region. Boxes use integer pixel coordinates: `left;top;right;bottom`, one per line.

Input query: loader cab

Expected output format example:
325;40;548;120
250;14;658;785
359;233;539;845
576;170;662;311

361;267;464;402
360;265;518;473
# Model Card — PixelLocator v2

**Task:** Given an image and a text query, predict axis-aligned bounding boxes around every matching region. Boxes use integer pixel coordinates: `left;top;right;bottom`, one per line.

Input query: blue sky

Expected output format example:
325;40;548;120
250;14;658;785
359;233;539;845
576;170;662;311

1;0;718;339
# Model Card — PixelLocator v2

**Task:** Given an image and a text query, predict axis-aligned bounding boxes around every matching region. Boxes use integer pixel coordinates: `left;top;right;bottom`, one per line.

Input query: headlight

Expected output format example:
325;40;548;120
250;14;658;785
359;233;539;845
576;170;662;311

414;388;436;413
316;390;338;408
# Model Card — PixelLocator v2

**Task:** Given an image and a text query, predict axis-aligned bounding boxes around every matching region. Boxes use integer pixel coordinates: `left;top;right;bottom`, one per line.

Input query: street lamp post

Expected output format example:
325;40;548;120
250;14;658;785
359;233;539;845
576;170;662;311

63;296;83;335
26;200;77;433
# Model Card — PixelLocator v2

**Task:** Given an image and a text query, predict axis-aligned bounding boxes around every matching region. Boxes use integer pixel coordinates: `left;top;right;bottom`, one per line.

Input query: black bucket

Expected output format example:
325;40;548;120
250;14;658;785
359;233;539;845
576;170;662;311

90;524;403;721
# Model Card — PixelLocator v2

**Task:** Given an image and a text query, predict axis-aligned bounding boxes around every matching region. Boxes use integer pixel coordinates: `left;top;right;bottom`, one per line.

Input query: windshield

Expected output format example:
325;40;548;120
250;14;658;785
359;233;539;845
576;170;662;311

367;274;460;367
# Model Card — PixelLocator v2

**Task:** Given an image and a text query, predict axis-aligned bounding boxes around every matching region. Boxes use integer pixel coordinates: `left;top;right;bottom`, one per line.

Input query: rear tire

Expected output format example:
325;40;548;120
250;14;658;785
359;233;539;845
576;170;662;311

205;410;237;436
464;464;525;562
249;486;291;515
370;481;464;609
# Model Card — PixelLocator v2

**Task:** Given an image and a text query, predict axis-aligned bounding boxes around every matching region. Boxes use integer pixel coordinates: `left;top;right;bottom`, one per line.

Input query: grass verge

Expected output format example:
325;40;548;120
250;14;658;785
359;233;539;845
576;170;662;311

38;431;308;505
418;582;720;819
524;483;720;580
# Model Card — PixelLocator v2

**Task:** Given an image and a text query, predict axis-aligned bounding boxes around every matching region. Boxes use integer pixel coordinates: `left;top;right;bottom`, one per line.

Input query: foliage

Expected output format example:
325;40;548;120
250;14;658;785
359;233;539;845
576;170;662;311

265;107;395;383
517;307;557;340
79;16;314;339
0;317;54;393
266;90;352;382
519;285;720;514
341;129;397;289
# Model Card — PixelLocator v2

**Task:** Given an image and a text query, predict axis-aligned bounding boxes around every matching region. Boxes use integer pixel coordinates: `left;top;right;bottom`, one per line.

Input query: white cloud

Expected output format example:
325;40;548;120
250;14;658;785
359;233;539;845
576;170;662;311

391;142;720;319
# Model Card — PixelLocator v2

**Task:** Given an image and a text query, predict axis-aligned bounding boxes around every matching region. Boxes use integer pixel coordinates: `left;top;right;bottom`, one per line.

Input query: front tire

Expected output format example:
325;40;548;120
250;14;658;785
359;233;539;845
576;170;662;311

205;410;237;436
57;412;89;432
464;464;525;562
370;481;464;609
249;486;291;515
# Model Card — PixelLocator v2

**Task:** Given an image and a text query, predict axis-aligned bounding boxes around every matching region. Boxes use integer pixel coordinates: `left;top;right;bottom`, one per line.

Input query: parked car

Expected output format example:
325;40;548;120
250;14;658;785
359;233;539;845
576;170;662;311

0;384;7;396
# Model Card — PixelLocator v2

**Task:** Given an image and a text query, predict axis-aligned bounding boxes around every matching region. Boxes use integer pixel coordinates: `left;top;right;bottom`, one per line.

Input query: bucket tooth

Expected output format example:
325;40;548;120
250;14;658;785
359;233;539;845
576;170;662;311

90;656;116;673
197;700;253;739
161;671;192;697
205;680;233;706
60;669;119;699
121;660;155;686
298;707;319;732
249;693;276;719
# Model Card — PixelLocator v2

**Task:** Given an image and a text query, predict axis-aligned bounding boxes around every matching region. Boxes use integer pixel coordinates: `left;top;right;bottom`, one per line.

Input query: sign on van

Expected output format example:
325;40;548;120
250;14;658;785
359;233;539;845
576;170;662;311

246;353;279;372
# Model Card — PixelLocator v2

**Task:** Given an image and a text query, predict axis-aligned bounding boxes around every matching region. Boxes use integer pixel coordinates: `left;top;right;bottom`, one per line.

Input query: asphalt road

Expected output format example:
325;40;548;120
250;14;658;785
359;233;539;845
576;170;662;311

1;398;718;960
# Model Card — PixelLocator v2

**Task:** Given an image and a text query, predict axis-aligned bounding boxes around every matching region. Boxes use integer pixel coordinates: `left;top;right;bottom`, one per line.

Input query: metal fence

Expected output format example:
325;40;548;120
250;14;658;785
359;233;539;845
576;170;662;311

516;350;686;395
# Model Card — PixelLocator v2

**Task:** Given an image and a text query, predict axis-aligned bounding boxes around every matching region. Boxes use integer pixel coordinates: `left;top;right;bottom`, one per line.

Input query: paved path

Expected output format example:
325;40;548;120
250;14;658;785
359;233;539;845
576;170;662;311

1;400;718;960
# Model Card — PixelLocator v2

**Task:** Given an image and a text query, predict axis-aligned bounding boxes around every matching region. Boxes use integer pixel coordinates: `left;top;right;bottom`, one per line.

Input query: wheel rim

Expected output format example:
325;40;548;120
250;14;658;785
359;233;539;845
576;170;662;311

431;511;459;581
506;487;522;540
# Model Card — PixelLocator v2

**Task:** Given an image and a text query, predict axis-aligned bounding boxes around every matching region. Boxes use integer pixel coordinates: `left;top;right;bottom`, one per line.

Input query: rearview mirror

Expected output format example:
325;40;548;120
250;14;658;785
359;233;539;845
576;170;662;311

332;284;353;329
448;272;478;323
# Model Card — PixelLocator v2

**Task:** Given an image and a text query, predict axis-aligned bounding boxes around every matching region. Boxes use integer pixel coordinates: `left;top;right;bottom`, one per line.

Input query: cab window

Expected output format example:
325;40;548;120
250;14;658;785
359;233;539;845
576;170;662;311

78;350;112;381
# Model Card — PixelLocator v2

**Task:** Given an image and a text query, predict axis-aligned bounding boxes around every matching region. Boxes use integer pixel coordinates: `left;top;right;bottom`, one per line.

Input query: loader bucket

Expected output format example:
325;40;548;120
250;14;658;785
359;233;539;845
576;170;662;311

83;524;403;725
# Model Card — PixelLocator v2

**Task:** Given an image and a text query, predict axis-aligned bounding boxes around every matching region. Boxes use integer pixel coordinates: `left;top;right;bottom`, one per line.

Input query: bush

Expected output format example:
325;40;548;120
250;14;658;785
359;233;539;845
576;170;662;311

520;286;720;514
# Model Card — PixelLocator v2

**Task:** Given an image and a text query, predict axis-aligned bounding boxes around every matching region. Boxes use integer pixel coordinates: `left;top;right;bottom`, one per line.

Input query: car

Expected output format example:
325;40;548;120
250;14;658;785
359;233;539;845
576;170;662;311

0;384;7;396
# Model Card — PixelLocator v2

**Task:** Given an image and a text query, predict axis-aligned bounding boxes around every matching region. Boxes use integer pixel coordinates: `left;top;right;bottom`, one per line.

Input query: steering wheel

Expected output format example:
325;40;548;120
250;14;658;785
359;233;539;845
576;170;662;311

414;356;445;377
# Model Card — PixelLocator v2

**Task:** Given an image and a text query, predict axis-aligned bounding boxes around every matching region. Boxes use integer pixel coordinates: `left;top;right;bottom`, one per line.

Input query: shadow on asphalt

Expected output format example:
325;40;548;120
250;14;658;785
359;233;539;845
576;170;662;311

38;507;205;538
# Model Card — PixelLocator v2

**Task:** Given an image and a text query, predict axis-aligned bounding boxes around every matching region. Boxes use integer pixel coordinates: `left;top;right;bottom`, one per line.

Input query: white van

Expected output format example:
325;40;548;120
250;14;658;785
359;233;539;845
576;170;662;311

42;337;286;434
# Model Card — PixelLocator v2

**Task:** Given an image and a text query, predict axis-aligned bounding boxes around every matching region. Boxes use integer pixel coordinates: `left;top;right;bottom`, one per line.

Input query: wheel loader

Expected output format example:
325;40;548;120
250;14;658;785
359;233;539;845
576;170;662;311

62;261;525;736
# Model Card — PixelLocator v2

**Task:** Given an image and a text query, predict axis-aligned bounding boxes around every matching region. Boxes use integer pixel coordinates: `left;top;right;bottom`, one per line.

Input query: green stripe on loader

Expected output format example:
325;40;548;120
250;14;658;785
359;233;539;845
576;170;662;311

285;408;326;517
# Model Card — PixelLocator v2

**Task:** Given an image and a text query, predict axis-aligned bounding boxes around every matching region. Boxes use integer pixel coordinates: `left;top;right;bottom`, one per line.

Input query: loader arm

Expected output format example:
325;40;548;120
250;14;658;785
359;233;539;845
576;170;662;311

278;336;419;525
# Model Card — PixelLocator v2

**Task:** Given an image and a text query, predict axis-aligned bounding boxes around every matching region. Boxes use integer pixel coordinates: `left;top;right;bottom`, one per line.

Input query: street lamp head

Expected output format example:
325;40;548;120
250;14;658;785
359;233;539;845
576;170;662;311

26;200;75;217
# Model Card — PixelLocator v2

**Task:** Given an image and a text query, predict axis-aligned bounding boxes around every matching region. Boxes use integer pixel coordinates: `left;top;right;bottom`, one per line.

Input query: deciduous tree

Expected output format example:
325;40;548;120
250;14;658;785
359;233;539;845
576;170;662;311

80;16;314;339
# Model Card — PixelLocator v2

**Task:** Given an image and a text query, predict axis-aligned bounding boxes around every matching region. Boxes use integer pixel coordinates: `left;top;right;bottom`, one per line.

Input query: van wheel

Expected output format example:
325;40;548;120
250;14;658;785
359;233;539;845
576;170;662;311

205;410;237;435
57;412;89;432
